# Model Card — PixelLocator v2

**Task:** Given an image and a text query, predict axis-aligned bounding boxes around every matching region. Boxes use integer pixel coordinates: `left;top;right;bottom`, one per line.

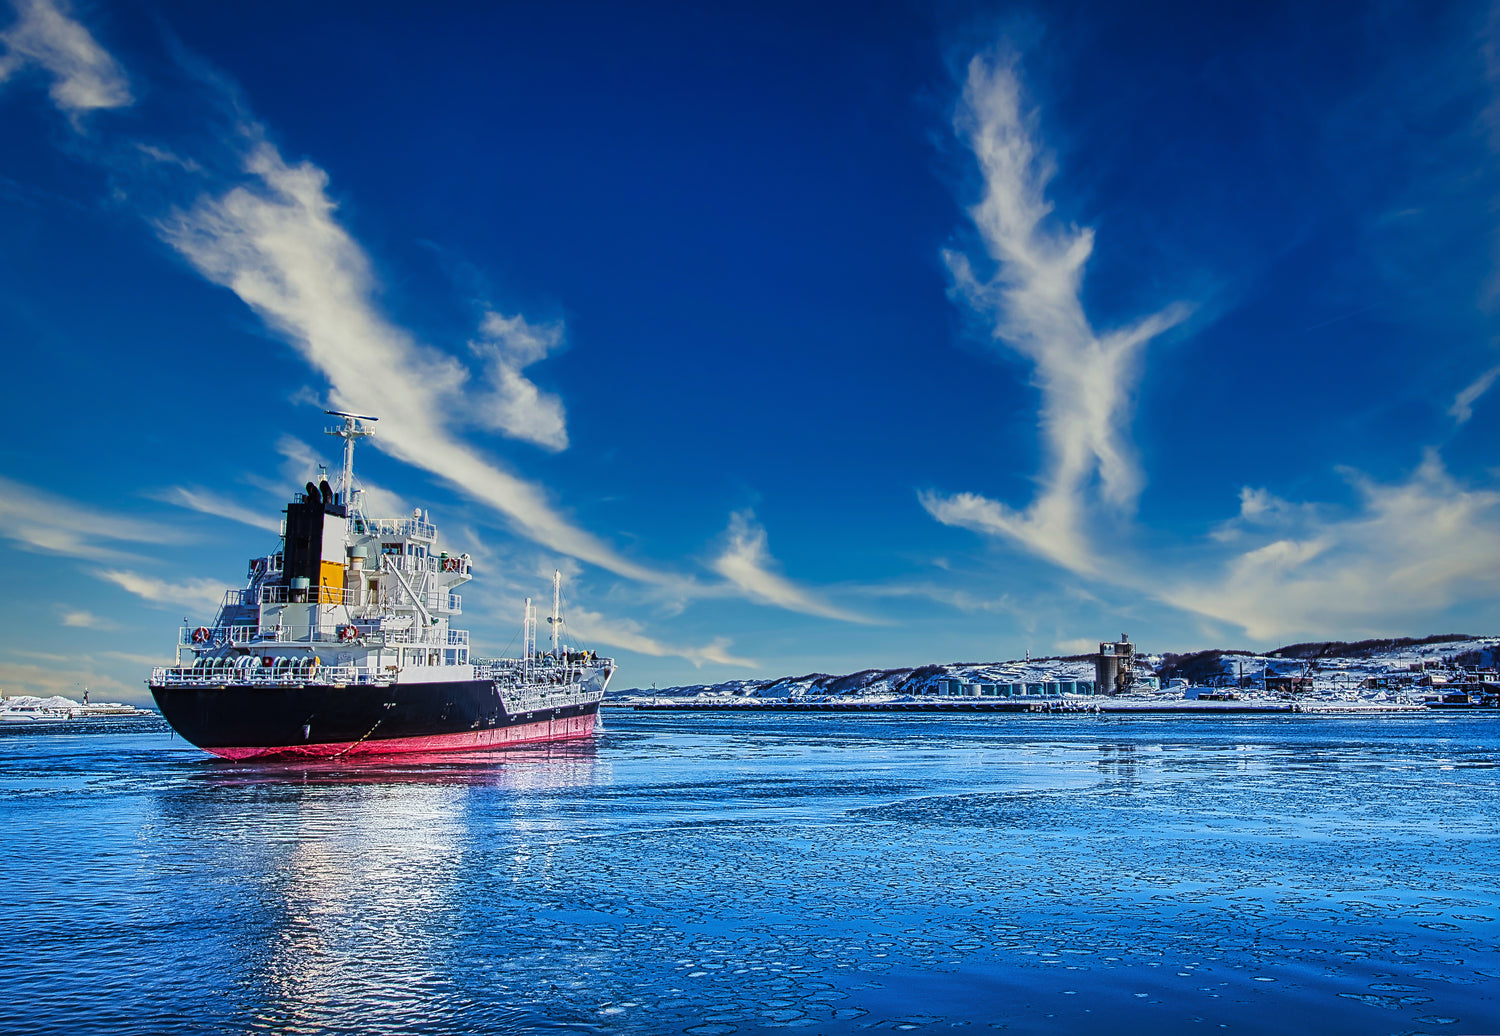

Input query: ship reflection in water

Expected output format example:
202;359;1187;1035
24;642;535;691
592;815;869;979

152;738;611;1035
1;712;1499;1035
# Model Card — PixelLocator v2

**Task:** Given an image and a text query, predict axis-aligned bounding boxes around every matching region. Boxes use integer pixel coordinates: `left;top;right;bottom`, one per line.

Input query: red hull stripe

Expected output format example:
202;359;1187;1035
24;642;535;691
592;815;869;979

205;711;596;761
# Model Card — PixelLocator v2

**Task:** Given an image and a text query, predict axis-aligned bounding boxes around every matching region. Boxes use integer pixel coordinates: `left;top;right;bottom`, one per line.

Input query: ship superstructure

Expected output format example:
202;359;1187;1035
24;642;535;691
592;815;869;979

150;413;614;759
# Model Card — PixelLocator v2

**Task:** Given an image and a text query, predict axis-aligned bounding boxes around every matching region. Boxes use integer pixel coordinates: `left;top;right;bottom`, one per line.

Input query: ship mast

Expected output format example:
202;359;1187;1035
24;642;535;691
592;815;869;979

324;410;378;509
551;570;561;657
523;598;536;679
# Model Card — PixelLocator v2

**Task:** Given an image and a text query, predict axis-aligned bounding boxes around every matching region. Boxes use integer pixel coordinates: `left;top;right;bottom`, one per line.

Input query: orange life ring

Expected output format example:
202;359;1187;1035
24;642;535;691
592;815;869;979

192;626;212;644
338;624;359;643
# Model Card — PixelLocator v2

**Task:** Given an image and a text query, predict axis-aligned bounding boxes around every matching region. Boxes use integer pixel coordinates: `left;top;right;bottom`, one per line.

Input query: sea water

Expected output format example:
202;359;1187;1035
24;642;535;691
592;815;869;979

0;711;1496;1035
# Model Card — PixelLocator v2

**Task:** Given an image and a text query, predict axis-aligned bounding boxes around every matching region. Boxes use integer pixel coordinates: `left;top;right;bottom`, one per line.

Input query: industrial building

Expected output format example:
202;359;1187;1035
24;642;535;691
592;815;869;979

1095;634;1141;695
930;678;1096;697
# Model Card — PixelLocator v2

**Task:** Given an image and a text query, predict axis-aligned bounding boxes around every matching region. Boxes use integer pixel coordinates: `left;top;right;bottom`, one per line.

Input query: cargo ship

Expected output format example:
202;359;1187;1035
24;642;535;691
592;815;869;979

149;412;614;759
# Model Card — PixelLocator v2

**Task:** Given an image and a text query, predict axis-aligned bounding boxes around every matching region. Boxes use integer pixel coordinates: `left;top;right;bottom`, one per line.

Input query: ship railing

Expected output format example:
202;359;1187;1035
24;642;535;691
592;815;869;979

379;627;468;647
152;665;395;687
380;582;461;613
502;687;605;712
180;624;457;647
179;625;261;646
474;654;612;687
369;554;471;581
356;517;437;540
256;584;360;606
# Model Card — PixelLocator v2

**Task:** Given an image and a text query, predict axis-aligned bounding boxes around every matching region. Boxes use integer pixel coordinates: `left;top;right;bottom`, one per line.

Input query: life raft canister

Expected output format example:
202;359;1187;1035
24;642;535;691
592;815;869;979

338;624;360;643
191;626;212;644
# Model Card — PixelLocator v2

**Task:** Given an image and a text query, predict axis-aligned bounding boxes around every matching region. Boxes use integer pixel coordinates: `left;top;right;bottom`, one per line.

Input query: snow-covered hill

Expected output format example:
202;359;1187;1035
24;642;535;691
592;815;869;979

611;635;1500;705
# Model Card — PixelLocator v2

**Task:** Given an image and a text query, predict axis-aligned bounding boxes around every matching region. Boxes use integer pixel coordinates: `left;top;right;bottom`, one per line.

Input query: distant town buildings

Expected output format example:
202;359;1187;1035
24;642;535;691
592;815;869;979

929;678;1096;697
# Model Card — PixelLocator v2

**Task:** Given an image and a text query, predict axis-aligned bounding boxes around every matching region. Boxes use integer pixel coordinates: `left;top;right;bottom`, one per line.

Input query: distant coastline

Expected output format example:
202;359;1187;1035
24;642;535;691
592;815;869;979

609;633;1499;713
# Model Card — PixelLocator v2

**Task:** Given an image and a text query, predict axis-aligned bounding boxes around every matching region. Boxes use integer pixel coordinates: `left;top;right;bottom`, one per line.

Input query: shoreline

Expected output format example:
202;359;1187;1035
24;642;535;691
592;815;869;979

606;698;1447;715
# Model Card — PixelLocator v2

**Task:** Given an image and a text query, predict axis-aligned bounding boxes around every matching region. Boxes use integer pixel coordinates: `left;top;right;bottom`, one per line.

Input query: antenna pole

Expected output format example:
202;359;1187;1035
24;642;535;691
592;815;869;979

523;598;534;680
324;411;378;508
552;570;561;657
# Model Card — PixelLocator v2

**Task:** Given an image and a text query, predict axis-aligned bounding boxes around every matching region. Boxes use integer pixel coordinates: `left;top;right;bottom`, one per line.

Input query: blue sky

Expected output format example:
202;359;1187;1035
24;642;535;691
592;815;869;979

2;0;1499;703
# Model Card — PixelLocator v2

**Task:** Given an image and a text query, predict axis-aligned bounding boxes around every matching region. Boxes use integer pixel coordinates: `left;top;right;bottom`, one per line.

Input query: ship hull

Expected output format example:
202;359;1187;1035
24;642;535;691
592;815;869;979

149;678;600;760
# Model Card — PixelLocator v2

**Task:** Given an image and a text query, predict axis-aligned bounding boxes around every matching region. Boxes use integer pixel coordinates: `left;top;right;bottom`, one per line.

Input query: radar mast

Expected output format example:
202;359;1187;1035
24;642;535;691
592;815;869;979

324;410;378;511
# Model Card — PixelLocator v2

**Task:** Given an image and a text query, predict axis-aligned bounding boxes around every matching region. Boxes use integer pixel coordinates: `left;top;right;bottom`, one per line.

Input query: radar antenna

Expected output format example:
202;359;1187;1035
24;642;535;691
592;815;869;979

324;411;377;510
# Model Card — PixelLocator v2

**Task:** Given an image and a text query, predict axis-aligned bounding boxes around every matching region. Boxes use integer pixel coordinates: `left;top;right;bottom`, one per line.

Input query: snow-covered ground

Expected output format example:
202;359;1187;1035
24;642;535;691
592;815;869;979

609;636;1500;707
0;694;154;722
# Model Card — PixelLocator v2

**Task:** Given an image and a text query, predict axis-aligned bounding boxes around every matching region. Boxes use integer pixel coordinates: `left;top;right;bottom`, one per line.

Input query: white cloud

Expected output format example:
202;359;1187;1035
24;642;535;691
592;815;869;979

154;485;282;533
925;53;1188;574
1207;485;1321;543
469;310;568;451
566;606;755;668
156;136;669;585
0;473;173;561
102;650;173;666
919;50;1500;643
134;142;200;173
1450;362;1500;424
61;609;115;629
1165;451;1500;640
1054;636;1100;654
0;0;130;123
0;660;134;699
711;510;873;624
853;579;1020;616
98;569;229;613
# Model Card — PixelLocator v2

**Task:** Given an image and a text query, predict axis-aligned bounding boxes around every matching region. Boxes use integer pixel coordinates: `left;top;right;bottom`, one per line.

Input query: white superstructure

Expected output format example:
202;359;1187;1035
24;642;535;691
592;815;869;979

151;412;613;713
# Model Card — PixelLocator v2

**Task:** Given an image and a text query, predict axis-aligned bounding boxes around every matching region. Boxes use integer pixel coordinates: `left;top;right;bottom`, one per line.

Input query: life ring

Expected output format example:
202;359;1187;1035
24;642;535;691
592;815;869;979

442;557;461;572
191;626;212;644
338;624;359;643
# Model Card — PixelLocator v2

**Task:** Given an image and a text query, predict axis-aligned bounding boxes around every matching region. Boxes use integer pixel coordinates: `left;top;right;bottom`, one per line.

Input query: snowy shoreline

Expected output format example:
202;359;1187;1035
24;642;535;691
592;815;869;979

609;635;1499;714
0;694;155;723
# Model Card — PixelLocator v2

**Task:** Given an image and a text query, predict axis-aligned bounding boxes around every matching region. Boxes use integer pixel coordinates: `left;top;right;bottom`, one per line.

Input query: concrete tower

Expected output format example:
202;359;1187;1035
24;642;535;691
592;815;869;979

1095;634;1136;695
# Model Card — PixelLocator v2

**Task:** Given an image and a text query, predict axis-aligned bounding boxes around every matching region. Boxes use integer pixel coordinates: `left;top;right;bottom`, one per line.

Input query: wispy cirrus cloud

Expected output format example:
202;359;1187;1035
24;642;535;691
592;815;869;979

1166;451;1500;640
852;578;1021;616
567;606;755;668
153;485;282;533
0;660;134;698
98;568;229;612
8;5;900;639
0;473;173;561
923;52;1188;574
0;0;130;123
271;434;412;519
156;135;671;586
470;310;569;452
711;510;874;624
924;48;1500;645
60;609;116;629
1450;362;1500;424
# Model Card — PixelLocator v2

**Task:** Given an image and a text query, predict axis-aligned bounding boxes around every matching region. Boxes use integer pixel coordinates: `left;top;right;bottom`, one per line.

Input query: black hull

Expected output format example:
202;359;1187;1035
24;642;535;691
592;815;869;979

149;678;599;759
